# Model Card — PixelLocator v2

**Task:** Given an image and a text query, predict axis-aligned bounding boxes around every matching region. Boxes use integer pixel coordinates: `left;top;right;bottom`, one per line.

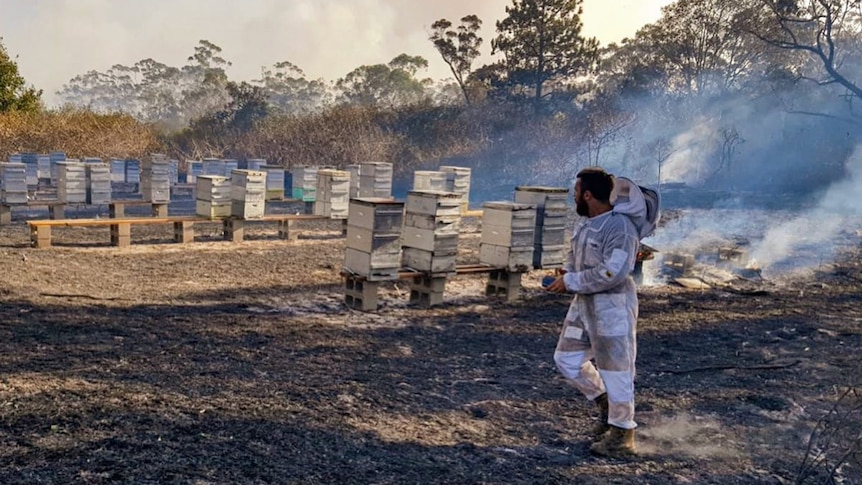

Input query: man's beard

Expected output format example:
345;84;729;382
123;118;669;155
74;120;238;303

576;196;590;217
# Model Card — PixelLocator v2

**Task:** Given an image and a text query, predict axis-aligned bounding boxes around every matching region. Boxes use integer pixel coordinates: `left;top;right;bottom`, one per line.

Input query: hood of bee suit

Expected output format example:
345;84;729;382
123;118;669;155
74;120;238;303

610;177;661;240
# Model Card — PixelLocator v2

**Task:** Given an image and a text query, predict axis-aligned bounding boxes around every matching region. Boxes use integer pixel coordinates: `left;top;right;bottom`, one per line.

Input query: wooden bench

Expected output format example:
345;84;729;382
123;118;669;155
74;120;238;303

27;214;334;248
2;200;169;224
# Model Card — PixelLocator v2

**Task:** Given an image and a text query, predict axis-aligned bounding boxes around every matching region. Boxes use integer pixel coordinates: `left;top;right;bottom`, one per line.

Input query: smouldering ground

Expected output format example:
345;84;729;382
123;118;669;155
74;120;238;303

0;214;860;484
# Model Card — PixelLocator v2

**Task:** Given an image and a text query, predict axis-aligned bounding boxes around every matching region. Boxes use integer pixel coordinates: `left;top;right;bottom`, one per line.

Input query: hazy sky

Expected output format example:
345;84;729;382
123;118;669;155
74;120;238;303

0;0;672;106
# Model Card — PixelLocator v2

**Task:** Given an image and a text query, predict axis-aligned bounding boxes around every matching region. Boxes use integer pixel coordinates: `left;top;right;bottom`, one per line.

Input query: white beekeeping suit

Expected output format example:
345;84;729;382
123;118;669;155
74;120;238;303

553;177;658;431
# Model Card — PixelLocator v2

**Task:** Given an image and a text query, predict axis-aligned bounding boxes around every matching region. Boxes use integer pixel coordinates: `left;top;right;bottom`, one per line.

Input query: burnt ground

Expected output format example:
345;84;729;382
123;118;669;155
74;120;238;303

0;209;860;485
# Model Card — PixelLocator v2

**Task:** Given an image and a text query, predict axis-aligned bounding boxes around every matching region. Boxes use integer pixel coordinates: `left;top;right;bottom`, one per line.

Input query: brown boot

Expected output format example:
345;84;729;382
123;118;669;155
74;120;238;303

590;425;636;458
591;393;610;440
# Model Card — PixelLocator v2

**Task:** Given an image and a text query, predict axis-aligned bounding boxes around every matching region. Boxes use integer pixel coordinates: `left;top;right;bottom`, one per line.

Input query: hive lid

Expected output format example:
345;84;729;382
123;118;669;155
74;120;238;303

515;186;569;193
483;201;536;211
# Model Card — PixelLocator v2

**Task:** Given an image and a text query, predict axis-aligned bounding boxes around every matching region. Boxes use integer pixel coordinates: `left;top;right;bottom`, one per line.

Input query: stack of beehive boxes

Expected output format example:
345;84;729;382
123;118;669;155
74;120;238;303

263;165;285;200
230;169;267;219
358;162;393;198
0;163;29;204
345;164;361;199
141;155;171;203
343;198;405;281
514;186;569;269
413;171;447;191
85;163;112;205
246;159;266;171
401;190;462;274
440;166;471;212
291;166;318;201
57;161;87;203
479;202;537;272
195;175;232;218
314;169;350;219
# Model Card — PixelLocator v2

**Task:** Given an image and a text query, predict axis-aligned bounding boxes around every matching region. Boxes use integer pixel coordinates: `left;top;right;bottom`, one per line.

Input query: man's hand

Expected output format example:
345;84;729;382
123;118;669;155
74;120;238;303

547;276;569;294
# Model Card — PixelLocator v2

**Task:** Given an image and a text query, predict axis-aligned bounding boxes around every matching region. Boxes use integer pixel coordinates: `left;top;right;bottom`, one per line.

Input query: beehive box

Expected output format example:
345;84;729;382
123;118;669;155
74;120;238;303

480;244;534;272
413;171;447;191
314;169;350;218
402;247;456;274
440;166;471;205
196;200;232;219
85;163;112;205
358;162;392;198
0;163;29;204
514;187;569;269
405;190;462;217
140;158;171;203
263;165;285;200
346;164;361;199
57;162;87;203
343;198;405;280
347;198;404;232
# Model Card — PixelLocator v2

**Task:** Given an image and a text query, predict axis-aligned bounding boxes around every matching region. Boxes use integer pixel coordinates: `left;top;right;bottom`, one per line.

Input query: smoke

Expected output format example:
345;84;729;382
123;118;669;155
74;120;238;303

641;146;862;281
0;0;671;107
747;145;862;273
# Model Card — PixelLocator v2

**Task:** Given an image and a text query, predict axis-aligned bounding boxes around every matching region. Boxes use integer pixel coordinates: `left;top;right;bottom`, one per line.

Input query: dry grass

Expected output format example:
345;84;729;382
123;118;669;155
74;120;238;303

0;108;160;160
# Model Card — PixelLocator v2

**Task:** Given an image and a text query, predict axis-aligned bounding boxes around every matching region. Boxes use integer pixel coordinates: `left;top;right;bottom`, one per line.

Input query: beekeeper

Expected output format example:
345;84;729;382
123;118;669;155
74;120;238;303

547;167;659;458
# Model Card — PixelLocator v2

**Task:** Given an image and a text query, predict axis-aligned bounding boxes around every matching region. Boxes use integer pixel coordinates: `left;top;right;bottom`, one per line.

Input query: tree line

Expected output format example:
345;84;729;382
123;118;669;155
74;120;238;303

2;0;861;194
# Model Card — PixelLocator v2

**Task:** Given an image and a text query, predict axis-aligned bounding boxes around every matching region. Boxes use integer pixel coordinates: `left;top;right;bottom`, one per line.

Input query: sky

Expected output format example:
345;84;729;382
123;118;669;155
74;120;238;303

0;0;672;107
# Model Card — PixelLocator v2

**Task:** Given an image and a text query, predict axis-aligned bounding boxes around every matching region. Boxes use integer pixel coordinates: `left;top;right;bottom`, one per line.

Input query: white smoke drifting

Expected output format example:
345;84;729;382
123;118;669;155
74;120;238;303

643;145;862;281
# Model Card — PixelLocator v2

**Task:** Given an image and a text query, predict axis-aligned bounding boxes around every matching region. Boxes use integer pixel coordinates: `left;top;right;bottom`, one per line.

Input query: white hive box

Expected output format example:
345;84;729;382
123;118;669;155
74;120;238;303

140;158;171;203
347;198;404;233
345;164;361;199
480;244;534;272
413;171;448;191
480;202;536;248
440;166;471;205
358;162;393;198
85;163;112;205
195;175;232;218
514;186;569;269
196;175;232;202
343;198;405;280
314;169;350;219
230;170;266;219
402;247;456;274
196;200;232;219
405;190;462;217
403;213;460;234
0;163;29;204
401;227;458;253
292;166;319;201
57;162;87;203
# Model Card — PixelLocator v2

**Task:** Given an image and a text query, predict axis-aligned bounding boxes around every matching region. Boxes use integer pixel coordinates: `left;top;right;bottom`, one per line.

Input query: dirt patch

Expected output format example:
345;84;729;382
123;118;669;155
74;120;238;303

0;217;860;484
